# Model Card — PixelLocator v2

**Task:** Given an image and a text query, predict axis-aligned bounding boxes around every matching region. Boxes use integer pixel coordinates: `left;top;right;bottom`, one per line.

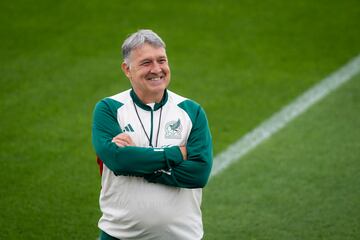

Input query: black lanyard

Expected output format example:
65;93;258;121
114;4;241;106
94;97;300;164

133;101;163;147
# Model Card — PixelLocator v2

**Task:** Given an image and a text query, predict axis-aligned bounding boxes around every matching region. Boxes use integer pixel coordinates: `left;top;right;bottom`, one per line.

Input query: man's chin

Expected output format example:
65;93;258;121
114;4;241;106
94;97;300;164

146;85;167;98
147;81;168;91
146;79;167;86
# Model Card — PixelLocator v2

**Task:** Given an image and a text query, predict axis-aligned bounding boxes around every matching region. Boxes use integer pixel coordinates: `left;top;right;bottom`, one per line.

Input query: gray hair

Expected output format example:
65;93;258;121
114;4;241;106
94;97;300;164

121;29;166;65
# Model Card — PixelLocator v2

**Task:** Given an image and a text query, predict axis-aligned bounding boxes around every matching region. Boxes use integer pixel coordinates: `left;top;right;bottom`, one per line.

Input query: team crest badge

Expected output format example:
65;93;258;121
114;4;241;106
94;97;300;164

165;119;182;139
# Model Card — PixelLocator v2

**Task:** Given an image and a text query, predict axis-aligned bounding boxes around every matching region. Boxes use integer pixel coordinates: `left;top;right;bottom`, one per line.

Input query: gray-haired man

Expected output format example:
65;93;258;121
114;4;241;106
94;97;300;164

92;29;213;240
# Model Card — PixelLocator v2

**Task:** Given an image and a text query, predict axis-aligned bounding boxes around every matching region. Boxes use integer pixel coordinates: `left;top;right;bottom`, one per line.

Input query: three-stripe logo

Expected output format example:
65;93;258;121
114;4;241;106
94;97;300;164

124;124;134;132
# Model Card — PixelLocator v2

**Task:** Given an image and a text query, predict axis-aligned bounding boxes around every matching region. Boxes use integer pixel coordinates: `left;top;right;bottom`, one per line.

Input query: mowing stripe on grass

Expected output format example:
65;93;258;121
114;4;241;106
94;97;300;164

210;54;360;178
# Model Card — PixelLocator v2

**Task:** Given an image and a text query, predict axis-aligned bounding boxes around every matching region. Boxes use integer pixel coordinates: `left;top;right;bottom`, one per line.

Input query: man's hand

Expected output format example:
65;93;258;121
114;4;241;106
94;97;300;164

180;146;187;160
112;133;135;147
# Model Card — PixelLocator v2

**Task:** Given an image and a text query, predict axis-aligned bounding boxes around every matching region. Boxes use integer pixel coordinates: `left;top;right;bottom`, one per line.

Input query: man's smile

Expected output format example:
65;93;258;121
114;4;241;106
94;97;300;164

146;74;165;81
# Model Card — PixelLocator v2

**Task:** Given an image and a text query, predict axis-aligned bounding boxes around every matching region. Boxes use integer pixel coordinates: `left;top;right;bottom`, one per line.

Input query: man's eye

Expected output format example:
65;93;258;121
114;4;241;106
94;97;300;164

141;61;151;66
159;59;167;64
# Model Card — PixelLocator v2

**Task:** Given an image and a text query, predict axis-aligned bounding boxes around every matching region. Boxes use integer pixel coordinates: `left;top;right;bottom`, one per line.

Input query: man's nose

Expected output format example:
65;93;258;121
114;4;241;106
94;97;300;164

150;62;162;74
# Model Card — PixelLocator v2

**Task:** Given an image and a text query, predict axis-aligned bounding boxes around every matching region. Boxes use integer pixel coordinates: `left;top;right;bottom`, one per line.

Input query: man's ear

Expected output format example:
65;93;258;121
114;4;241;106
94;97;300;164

121;62;131;79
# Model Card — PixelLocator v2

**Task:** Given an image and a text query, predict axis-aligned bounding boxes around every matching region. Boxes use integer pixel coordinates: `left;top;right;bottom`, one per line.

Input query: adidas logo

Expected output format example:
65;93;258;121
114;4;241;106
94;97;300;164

123;123;134;132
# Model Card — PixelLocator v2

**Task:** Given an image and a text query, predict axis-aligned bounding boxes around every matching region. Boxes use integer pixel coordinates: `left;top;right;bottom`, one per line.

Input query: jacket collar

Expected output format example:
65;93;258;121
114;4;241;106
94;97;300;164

130;89;168;111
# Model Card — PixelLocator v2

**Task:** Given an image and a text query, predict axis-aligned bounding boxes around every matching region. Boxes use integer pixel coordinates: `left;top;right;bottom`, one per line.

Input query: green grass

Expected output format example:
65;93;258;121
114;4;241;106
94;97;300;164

0;0;359;239
203;75;360;239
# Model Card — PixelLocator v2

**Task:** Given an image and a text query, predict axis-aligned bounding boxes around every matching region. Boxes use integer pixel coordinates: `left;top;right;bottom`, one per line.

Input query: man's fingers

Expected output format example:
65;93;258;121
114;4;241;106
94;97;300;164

113;135;128;141
125;136;135;146
179;146;187;160
112;139;129;147
112;133;135;146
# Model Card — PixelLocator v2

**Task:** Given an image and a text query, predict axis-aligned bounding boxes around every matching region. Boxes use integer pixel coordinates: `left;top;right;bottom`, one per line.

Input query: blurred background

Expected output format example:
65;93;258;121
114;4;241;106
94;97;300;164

1;0;359;239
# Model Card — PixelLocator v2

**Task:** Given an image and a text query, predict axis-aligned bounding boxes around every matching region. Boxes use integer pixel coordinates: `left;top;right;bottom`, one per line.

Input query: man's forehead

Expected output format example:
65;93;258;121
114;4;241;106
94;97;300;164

131;44;167;59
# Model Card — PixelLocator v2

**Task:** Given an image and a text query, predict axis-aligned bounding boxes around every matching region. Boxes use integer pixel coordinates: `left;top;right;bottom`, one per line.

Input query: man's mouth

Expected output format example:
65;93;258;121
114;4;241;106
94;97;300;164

146;75;164;81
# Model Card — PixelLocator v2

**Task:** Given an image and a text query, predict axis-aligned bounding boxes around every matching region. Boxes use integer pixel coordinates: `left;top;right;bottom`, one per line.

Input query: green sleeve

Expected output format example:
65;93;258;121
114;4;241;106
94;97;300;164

145;101;213;188
92;98;184;176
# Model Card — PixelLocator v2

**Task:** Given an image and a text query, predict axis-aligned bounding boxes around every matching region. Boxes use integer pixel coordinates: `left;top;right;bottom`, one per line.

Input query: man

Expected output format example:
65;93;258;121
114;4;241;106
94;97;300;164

92;29;213;240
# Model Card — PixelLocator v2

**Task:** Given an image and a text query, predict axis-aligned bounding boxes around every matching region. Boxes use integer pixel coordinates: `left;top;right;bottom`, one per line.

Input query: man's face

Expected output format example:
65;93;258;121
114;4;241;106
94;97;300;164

122;43;171;103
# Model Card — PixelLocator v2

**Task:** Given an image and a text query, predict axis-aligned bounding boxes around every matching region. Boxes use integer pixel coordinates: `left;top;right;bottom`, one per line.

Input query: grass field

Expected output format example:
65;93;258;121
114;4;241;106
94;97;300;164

203;74;360;239
1;0;360;239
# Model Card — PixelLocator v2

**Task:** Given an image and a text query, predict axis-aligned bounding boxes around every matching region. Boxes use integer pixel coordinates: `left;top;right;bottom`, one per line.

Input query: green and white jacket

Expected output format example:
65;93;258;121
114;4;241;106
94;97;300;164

92;89;212;240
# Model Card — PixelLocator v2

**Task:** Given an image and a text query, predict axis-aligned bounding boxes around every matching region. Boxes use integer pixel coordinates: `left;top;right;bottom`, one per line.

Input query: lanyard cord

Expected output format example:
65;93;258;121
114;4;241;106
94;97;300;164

133;101;163;147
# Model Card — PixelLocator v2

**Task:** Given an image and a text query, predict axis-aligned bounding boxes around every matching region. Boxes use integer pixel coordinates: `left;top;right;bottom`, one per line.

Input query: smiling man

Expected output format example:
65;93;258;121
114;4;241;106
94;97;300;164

92;29;213;240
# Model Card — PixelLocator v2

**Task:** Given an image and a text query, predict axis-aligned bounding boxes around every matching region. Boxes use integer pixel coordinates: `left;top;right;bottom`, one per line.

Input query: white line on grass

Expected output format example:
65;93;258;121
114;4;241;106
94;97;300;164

211;54;360;178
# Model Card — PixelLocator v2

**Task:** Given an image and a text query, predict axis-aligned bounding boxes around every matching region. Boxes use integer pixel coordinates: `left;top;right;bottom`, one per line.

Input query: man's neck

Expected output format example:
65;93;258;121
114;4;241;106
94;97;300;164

135;90;164;104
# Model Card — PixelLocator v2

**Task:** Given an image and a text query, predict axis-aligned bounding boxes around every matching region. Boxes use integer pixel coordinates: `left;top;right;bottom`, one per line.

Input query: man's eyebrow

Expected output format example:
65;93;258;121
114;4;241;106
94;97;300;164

139;55;167;63
139;58;152;64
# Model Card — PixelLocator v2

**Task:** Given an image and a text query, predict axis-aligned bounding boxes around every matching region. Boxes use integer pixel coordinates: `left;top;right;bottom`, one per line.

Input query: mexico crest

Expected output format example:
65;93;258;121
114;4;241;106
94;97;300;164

165;119;182;139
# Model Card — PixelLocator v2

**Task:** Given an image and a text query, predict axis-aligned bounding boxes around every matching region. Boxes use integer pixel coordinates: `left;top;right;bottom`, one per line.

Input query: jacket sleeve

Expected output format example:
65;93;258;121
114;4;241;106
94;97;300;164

145;103;213;188
92;98;184;176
